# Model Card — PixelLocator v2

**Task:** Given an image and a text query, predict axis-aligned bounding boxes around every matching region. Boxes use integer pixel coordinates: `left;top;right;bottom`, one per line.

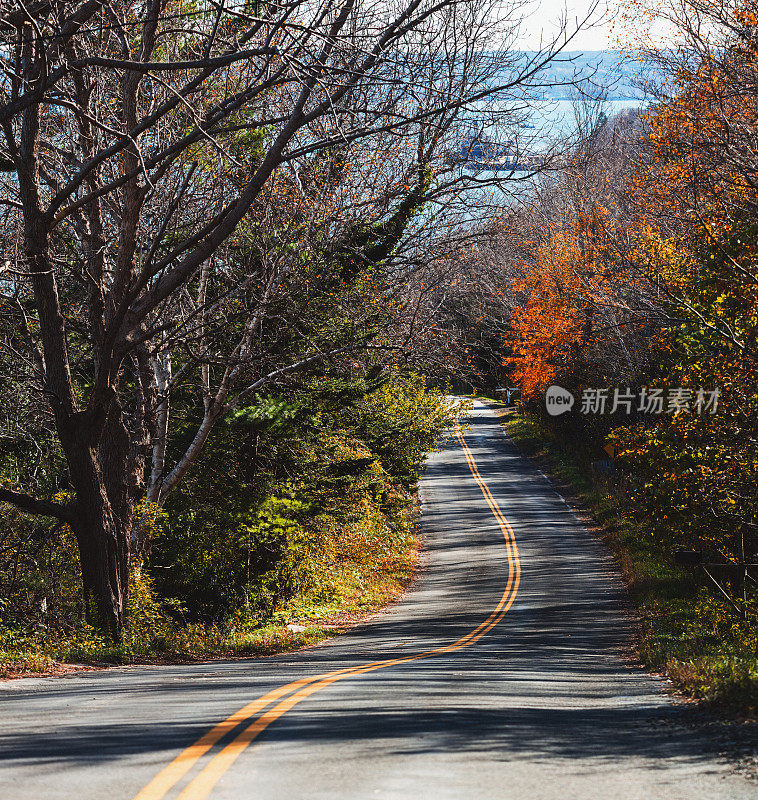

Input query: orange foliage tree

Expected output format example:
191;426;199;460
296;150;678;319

507;223;595;399
504;198;652;402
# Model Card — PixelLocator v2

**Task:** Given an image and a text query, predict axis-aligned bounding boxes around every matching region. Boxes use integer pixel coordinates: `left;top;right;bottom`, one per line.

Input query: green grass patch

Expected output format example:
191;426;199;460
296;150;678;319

502;410;758;718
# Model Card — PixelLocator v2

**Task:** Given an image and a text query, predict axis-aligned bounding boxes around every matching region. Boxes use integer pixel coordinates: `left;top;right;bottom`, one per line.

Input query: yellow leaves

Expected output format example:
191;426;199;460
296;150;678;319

132;500;167;539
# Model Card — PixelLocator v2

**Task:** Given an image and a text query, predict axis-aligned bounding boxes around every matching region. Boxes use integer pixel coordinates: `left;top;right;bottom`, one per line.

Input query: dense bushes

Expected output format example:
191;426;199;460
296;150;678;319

150;373;451;622
0;372;453;673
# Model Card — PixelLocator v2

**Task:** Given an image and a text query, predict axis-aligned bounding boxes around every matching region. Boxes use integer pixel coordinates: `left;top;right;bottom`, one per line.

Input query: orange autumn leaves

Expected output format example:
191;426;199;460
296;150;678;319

505;208;626;400
637;6;758;223
504;1;758;404
506;234;585;399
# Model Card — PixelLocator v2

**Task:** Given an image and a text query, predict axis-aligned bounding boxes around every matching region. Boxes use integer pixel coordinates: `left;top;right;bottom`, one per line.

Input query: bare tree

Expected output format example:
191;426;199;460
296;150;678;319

0;0;583;638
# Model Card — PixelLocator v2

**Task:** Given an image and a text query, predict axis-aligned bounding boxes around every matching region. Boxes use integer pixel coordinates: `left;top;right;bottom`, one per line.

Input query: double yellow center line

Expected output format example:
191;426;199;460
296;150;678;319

134;425;520;800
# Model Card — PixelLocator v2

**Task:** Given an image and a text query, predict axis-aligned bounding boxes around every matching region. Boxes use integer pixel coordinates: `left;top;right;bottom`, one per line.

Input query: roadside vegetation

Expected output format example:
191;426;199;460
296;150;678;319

444;1;758;716
1;375;453;676
503;411;757;717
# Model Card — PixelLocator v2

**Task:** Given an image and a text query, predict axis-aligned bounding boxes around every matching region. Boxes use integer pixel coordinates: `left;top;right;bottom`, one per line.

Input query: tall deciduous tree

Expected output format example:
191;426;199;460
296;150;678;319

0;0;580;638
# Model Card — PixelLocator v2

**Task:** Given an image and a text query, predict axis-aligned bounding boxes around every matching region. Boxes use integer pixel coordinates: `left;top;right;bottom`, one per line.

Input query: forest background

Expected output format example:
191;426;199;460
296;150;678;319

1;0;756;716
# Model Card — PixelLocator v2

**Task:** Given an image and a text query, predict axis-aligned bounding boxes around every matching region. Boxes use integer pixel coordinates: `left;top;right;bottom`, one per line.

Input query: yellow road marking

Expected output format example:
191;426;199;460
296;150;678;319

134;425;520;800
132;675;346;800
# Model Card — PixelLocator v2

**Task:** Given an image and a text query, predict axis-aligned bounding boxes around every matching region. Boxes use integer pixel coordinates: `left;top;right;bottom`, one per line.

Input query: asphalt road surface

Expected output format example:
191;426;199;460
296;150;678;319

1;401;754;800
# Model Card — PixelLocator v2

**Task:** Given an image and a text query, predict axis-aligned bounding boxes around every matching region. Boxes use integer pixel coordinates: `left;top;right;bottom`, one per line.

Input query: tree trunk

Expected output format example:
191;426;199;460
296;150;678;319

70;506;130;643
60;412;135;644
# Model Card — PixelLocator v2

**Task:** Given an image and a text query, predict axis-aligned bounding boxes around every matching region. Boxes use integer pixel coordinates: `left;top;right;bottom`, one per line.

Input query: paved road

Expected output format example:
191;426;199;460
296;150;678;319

1;401;754;799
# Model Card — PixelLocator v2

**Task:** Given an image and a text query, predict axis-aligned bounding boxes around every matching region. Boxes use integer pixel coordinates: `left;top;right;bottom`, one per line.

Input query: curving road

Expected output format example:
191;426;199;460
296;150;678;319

0;401;754;799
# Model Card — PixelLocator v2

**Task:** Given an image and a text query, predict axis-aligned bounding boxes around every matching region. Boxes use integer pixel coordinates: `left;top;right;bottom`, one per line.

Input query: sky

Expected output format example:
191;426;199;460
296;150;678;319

516;1;620;51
